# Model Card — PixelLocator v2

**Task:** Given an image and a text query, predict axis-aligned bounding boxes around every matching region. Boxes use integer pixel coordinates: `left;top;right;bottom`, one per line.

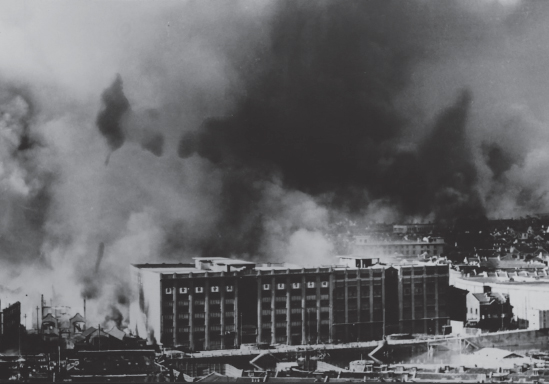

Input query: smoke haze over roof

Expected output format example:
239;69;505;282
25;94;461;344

0;0;548;323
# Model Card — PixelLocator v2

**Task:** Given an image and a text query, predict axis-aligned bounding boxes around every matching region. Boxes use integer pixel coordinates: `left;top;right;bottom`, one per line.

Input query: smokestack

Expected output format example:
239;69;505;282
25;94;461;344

83;298;87;330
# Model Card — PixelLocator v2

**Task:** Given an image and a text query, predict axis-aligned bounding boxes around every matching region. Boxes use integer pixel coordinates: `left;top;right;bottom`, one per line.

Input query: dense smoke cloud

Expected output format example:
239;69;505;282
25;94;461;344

1;0;549;325
179;2;486;226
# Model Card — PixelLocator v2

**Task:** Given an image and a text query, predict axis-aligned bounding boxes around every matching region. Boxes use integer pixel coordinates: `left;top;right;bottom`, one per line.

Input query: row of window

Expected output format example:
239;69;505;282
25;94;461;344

165;286;234;295
165;325;236;333
177;299;234;305
260;320;331;328
262;282;329;290
261;307;330;314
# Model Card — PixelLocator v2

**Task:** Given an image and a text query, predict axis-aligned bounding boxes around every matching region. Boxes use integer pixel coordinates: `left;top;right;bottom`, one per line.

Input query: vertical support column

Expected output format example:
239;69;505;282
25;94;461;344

205;277;210;350
435;267;440;335
271;276;276;345
356;269;361;342
328;269;334;343
423;266;428;334
369;269;374;340
286;275;291;345
301;273;306;345
382;269;386;339
257;277;262;344
189;276;194;351
398;270;404;333
344;269;349;342
172;273;178;347
234;275;239;348
220;275;226;350
411;267;415;334
316;274;321;344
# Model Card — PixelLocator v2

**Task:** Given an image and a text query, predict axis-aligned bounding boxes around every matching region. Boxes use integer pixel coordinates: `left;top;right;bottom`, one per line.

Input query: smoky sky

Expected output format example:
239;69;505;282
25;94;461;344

179;1;488;225
3;0;549;323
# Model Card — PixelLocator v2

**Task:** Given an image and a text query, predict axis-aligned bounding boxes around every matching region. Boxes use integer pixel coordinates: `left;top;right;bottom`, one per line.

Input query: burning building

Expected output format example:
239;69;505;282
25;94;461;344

130;257;449;351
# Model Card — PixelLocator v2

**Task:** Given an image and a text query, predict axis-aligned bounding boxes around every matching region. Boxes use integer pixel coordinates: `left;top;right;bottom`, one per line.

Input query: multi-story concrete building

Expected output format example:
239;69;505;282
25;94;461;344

354;236;445;257
130;257;449;351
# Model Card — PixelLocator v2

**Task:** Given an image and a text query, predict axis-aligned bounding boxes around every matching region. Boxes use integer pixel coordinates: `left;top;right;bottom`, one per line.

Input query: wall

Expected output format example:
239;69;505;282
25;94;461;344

465;293;480;322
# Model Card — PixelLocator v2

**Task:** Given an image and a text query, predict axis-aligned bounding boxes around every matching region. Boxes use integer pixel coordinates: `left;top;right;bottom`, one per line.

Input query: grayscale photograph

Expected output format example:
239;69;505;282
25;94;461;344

0;0;548;382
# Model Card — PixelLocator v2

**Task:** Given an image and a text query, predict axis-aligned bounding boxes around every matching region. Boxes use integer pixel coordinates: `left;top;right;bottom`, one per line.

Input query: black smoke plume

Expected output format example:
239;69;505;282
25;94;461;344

96;74;130;165
178;2;485;235
418;90;484;221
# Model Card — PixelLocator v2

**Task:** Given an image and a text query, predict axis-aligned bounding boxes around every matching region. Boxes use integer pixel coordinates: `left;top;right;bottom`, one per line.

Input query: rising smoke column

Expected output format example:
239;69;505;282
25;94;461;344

96;74;130;165
418;90;484;222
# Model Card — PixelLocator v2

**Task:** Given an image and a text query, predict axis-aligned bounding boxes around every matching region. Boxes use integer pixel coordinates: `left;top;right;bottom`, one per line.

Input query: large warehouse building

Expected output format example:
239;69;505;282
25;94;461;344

129;257;449;351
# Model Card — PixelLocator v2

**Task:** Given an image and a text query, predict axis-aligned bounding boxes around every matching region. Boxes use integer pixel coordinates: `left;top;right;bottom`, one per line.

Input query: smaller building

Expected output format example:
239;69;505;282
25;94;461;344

465;287;513;332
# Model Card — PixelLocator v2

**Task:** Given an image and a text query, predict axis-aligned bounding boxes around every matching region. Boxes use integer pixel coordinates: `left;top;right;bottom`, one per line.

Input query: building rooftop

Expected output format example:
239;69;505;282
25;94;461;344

132;256;445;276
192;257;256;265
132;265;198;274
